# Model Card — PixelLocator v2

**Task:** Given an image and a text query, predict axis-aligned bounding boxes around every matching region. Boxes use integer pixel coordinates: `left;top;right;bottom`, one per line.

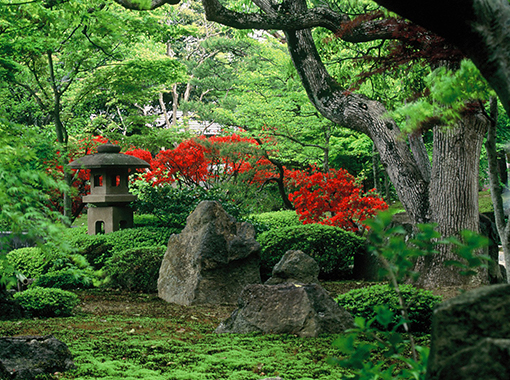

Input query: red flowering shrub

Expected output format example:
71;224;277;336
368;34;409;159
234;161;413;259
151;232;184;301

124;148;153;165
145;134;274;188
46;136;109;215
287;167;387;233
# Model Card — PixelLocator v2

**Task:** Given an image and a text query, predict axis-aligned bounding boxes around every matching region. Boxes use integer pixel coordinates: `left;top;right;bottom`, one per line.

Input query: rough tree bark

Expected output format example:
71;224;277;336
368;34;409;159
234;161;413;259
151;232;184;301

416;113;489;287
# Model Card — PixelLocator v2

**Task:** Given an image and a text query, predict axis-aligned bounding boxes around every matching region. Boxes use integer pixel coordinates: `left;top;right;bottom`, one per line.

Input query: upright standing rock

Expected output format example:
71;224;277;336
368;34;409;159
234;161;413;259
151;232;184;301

158;201;261;305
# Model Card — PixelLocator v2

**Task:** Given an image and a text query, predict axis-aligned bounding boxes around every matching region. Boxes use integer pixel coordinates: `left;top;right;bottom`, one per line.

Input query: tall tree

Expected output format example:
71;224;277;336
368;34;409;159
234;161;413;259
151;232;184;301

0;0;185;218
113;0;496;287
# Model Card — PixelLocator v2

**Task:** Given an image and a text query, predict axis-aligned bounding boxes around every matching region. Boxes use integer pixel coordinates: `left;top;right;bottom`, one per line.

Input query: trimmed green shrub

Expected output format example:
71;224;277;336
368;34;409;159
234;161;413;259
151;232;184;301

104;245;166;293
6;247;53;278
62;225;178;269
32;268;94;290
248;210;302;233
60;226;110;270
13;287;79;317
335;284;443;333
257;224;365;280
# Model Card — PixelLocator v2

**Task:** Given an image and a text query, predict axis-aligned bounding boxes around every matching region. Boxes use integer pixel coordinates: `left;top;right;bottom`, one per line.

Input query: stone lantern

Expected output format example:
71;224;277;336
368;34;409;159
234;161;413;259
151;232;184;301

69;143;150;235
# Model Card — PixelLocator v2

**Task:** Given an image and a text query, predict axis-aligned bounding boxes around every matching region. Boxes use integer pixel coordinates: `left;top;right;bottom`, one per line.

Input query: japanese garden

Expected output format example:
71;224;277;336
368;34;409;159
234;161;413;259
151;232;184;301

1;0;510;379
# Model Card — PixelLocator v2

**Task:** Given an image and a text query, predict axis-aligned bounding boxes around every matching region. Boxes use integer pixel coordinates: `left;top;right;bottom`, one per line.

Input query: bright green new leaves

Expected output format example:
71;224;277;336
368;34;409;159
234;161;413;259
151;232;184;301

391;60;495;132
0;121;67;249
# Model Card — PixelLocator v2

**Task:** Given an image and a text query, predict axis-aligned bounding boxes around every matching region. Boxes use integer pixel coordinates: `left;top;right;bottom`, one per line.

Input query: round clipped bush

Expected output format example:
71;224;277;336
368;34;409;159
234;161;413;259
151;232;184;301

335;284;443;333
64;225;178;269
33;268;94;290
248;210;302;233
257;224;365;280
105;245;166;293
6;247;53;278
13;287;79;318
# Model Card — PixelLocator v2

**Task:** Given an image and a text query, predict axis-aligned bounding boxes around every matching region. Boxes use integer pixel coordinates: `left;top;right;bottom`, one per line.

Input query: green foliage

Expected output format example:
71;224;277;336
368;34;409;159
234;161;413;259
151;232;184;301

33;268;94;290
392;59;494;132
13;287;79;317
105;246;166;293
248;210;302;233
0;254;17;291
6;247;53;278
443;230;491;276
131;181;207;228
329;306;429;380
131;181;245;228
336;284;442;333
328;211;490;379
257;224;365;280
62;225;178;270
0;122;68;246
366;211;489;282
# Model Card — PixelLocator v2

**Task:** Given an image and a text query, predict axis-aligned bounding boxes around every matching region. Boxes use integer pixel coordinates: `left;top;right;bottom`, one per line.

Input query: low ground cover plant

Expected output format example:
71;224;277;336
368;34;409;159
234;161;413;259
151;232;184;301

248;210;302;233
6;247;53;278
0;289;359;380
33;268;94;290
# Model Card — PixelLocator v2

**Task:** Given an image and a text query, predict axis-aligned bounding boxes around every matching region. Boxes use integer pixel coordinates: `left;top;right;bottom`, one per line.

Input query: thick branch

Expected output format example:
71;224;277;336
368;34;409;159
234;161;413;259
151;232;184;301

281;0;430;224
203;0;349;31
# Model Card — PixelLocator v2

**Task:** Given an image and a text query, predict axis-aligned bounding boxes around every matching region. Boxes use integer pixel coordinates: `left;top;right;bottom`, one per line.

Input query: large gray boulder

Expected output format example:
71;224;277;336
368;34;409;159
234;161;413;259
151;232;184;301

158;201;261;306
0;335;75;379
215;283;354;337
426;284;510;380
265;250;319;285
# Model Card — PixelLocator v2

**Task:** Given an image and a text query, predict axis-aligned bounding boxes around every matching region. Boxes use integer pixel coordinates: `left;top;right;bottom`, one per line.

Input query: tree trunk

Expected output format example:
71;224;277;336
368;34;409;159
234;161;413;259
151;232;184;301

415;112;489;287
171;84;179;125
486;97;510;282
159;92;172;129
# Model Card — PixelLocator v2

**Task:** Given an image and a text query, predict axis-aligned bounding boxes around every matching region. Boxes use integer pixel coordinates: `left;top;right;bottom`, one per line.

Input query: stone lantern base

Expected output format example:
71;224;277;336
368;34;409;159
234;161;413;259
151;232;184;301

87;206;134;235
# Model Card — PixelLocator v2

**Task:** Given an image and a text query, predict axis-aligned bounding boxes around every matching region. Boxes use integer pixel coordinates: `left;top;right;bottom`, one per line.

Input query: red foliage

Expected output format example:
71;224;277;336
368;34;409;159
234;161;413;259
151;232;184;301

145;134;274;187
45;133;386;232
335;14;464;87
124;148;153;165
287;166;387;233
46;136;110;215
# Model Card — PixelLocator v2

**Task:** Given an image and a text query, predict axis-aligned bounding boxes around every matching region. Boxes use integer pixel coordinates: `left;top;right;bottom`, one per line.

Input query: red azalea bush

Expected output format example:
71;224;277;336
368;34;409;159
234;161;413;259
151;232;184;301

46;135;110;215
145;134;274;188
287;166;387;233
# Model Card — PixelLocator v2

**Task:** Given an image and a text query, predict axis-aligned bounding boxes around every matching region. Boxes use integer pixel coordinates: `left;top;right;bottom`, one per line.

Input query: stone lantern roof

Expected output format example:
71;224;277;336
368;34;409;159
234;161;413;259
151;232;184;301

68;143;150;170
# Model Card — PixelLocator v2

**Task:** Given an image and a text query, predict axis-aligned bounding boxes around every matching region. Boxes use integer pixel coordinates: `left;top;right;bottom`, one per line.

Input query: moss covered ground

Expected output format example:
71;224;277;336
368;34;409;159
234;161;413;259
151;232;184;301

0;287;358;380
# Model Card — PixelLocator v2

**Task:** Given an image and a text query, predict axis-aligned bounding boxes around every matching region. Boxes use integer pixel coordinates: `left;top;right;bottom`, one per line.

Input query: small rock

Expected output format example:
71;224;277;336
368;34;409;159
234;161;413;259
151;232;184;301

265;250;319;285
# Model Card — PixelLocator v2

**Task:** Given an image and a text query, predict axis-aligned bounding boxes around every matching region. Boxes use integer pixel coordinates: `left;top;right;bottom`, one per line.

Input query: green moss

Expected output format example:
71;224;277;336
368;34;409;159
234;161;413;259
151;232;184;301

0;311;354;380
